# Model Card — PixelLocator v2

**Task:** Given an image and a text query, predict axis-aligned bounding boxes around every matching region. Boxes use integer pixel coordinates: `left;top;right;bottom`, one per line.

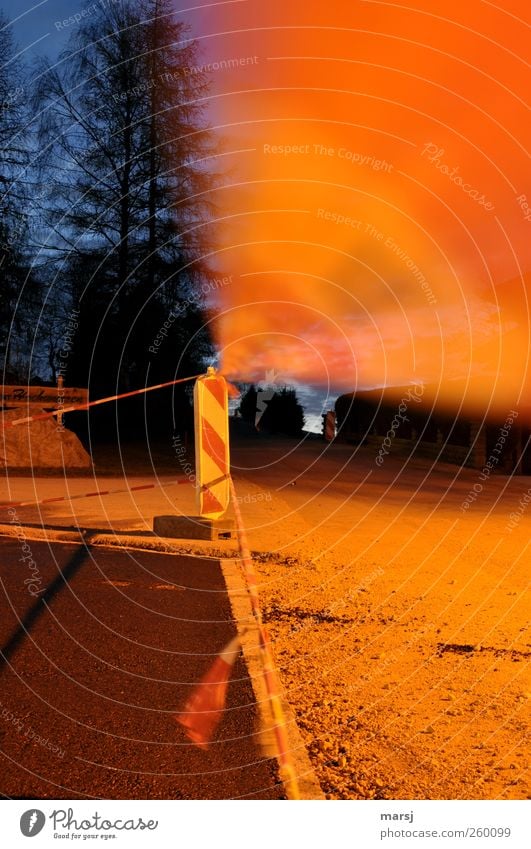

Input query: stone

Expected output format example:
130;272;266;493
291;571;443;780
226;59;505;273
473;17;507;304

0;408;91;470
153;515;234;540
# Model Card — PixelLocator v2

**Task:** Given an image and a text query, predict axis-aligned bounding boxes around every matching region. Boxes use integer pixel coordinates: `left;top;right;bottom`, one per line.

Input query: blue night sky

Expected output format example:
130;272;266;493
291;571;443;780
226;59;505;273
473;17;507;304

1;1;67;57
0;1;213;59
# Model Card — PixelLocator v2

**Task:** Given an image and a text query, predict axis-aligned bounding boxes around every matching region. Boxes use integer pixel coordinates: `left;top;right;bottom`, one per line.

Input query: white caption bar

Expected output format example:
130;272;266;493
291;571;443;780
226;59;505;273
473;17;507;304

3;799;529;848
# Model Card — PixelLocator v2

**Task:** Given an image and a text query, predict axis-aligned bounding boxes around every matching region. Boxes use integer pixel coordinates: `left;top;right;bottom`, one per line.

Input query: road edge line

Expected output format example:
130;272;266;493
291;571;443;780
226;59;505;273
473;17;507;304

221;557;324;801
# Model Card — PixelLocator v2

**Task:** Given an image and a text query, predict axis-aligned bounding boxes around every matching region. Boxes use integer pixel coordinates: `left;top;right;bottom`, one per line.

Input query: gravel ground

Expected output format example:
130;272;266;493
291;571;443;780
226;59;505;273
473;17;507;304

228;438;530;800
0;435;529;800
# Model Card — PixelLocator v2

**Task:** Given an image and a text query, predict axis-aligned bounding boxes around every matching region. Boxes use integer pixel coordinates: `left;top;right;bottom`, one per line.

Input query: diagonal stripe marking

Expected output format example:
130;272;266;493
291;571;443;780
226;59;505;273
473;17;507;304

202;487;224;515
202;418;228;476
203;378;226;412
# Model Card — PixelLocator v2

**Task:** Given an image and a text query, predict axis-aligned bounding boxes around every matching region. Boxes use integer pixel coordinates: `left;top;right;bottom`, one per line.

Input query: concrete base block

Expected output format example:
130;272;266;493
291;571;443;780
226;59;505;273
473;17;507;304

153;515;235;540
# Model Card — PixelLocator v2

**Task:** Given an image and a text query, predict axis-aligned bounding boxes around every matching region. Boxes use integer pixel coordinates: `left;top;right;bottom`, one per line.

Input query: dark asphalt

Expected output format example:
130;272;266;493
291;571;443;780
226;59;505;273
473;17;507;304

0;539;283;799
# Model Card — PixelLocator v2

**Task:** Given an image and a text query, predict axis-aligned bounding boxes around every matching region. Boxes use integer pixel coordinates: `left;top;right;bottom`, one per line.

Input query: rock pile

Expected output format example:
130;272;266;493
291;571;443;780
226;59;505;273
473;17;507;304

0;409;91;470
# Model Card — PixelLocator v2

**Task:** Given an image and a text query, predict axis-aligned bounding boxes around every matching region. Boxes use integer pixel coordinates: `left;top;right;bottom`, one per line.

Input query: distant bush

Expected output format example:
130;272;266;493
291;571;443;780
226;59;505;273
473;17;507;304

259;387;305;437
237;385;258;423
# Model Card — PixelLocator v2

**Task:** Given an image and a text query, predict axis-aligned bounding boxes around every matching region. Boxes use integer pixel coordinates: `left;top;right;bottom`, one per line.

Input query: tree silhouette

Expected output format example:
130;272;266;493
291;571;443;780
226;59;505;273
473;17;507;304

34;0;216;419
0;14;36;381
256;387;305;437
238;385;258;424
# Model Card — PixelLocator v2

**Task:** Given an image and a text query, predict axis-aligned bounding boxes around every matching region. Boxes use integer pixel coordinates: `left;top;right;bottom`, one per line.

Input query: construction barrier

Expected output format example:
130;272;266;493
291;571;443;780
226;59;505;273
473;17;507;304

0;373;204;430
194;368;230;519
0;477;192;513
0;367;300;799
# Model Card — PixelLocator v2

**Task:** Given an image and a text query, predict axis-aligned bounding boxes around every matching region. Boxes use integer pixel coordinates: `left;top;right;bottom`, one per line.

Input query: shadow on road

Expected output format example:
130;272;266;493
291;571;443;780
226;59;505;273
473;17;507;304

0;534;94;669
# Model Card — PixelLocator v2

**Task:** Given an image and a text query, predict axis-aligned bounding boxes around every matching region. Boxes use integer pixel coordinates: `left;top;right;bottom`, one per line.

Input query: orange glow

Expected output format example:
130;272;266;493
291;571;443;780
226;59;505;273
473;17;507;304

198;0;530;419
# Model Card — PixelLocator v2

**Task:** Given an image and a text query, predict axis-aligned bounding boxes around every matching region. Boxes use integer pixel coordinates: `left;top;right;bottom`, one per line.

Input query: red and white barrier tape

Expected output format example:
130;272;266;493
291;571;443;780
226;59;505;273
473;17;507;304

0;476;194;512
1;373;204;431
228;476;300;800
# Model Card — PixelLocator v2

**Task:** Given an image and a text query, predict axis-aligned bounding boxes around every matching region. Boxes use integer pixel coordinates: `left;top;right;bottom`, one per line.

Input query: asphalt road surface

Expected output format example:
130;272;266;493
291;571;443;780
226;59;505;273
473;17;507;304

0;538;283;799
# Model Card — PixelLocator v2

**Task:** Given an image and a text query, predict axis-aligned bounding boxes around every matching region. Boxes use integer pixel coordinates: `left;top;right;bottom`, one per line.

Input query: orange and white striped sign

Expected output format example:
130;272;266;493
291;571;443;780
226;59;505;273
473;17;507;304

323;410;336;442
194;369;230;519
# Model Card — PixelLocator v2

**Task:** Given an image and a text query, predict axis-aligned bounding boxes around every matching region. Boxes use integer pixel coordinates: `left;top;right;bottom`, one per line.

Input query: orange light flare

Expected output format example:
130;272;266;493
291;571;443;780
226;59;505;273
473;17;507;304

197;0;530;421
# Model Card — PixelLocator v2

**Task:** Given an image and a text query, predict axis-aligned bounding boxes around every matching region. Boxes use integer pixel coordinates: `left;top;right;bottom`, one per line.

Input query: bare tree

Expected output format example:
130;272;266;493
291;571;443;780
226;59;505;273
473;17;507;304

34;0;217;400
0;14;34;380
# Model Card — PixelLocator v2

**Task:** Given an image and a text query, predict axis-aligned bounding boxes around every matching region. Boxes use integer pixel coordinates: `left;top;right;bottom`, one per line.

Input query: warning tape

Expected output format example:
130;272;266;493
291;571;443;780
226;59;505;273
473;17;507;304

228;476;300;801
1;373;204;431
0;476;194;512
0;472;234;513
